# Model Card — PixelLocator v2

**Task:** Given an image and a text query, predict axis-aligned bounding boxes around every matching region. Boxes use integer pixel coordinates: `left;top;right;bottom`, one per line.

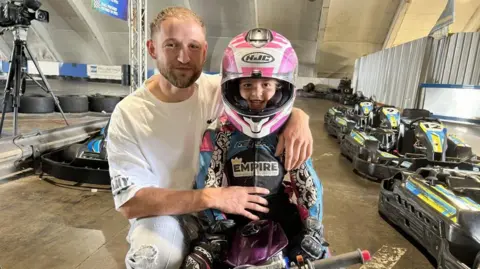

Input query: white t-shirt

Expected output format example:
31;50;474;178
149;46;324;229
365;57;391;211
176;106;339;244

106;73;223;210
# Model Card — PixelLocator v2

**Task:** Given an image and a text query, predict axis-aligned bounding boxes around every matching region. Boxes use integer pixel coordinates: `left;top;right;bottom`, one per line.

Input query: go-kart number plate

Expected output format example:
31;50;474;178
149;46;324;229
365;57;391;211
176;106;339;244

360;102;373;114
430;133;442;153
382;108;400;128
405;178;457;221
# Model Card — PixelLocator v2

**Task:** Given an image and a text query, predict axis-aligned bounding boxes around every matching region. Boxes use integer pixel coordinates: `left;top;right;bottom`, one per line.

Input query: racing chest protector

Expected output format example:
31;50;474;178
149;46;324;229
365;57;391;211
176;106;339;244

196;121;323;225
224;133;285;195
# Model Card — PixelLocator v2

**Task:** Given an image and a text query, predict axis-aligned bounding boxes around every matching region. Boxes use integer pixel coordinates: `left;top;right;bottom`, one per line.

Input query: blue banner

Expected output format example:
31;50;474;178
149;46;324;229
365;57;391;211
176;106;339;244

92;0;128;21
429;0;455;36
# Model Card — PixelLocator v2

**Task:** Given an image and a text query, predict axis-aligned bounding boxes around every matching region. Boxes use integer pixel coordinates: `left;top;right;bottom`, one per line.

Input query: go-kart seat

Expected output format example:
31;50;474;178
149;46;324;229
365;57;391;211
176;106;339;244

446;175;480;192
401;108;432;119
397;127;416;155
370;106;397;128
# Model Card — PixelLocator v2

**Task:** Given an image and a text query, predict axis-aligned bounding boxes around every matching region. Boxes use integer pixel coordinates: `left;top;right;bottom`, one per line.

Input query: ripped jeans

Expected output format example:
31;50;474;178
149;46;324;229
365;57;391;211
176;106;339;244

125;215;200;269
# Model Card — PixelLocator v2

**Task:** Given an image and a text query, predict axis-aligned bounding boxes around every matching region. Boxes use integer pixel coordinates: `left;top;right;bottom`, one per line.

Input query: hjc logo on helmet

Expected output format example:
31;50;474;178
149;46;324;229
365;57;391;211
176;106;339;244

241;52;275;64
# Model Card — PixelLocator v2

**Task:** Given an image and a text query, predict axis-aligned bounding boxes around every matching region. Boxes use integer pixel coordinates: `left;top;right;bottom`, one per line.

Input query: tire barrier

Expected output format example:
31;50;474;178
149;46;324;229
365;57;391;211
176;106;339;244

1;93;123;114
88;94;122;113
56;95;89;113
19;94;55;114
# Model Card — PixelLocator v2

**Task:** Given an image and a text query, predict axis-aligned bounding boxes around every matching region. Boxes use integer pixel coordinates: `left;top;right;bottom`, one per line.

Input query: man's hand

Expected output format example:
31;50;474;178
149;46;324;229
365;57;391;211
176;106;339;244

204;186;270;221
275;108;313;170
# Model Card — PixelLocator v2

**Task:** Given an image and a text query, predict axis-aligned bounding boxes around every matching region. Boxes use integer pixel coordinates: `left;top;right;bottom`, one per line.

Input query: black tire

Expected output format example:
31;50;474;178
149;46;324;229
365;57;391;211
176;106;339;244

88;94;122;113
0;95;13;113
19;94;54;113
56;95;89;113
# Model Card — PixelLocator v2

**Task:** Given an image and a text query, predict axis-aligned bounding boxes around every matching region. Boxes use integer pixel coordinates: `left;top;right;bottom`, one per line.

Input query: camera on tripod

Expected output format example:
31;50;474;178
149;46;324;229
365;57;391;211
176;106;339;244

0;0;49;27
0;0;68;137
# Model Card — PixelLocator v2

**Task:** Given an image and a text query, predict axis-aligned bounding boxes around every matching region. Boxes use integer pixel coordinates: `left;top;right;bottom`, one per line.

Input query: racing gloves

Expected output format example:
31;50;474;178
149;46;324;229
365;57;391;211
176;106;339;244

181;219;236;269
290;217;329;261
182;242;219;269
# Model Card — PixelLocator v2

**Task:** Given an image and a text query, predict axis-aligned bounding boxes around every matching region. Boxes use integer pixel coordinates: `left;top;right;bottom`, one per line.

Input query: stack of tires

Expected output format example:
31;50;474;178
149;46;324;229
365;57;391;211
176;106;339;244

0;93;126;114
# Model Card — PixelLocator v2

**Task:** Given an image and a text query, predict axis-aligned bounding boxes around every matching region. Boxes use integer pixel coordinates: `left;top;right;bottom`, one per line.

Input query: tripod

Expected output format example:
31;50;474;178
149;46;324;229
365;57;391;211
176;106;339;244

0;26;68;137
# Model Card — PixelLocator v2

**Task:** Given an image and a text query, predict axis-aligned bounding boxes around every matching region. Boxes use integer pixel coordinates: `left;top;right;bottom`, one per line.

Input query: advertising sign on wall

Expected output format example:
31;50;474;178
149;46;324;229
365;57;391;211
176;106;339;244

92;0;128;21
87;64;122;80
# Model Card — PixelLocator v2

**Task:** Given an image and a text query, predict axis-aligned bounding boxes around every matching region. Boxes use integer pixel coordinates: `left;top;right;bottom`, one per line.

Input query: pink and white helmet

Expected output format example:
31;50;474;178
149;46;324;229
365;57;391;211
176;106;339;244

221;28;299;139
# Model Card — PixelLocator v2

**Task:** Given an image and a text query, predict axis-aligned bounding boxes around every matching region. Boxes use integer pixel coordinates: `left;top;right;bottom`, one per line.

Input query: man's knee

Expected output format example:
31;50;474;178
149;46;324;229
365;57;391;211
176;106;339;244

125;244;159;269
125;241;184;269
125;216;190;269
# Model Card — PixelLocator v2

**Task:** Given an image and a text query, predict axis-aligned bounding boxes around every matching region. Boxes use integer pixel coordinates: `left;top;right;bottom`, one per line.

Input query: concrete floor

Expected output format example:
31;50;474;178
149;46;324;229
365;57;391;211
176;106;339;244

0;86;479;268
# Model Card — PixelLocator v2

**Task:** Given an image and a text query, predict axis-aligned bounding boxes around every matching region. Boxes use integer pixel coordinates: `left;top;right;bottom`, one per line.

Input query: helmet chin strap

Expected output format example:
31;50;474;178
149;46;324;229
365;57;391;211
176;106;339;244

243;117;269;133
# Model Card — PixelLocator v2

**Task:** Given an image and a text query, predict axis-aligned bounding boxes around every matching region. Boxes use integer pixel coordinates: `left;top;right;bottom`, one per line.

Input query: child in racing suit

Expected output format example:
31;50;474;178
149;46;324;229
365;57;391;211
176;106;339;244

182;28;328;269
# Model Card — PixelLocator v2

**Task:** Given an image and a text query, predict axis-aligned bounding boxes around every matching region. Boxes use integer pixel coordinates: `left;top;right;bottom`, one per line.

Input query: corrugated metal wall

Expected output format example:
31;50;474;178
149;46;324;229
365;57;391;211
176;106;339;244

354;32;480;109
429;32;480;85
355;37;429;109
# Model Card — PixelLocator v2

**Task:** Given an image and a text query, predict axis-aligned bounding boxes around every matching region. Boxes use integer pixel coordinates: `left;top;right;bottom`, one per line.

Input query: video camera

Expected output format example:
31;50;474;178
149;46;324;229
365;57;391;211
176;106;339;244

0;0;49;27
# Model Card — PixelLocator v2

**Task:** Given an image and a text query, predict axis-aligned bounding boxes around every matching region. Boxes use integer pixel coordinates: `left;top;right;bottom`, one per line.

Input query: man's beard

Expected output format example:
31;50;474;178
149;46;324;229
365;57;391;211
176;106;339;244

159;64;202;88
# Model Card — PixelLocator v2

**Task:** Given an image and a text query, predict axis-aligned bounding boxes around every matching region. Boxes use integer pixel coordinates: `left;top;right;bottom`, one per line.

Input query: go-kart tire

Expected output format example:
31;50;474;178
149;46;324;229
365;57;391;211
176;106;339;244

19;94;54;113
0;95;13;112
56;95;89;113
88;94;122;113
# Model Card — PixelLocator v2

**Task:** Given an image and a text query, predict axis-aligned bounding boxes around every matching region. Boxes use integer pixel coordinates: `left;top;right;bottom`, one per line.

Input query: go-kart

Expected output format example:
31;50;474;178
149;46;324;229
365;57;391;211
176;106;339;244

339;91;368;106
365;105;401;152
215;219;371;269
40;121;111;185
345;97;376;130
349;109;479;180
397;116;479;165
339;102;397;161
337;77;353;94
324;106;356;142
339;106;406;166
378;167;480;269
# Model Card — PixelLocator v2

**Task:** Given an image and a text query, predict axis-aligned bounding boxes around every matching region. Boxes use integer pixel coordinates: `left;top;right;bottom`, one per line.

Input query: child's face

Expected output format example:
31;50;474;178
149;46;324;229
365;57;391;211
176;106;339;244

239;78;278;111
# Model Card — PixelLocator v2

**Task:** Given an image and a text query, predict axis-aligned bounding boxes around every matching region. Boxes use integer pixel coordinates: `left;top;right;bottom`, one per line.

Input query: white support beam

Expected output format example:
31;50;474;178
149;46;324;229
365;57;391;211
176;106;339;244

314;0;330;76
29;22;63;62
184;0;191;10
382;0;411;49
254;0;259;28
129;0;147;93
463;5;480;32
66;0;114;65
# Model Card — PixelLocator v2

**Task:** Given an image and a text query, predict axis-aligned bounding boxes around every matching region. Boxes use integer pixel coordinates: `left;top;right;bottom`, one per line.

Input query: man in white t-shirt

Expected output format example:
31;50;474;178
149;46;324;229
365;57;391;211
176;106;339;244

106;6;315;269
